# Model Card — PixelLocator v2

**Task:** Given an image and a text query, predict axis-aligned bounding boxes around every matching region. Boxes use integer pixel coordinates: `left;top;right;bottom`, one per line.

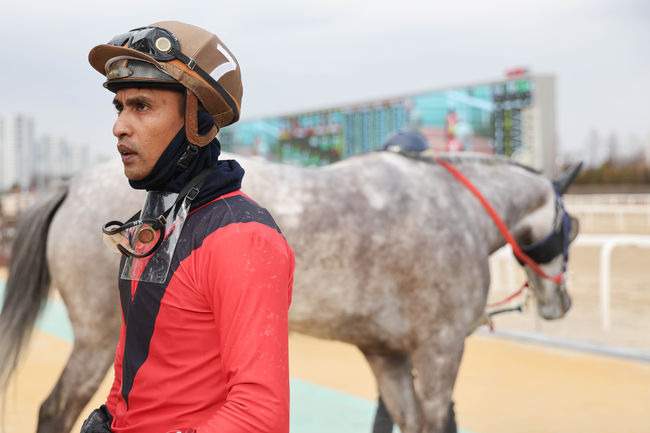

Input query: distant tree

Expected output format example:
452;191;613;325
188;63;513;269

583;129;604;168
572;158;650;185
607;131;620;165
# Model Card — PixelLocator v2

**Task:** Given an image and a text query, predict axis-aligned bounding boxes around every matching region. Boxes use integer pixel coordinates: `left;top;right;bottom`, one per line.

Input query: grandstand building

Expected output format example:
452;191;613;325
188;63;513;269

219;72;558;177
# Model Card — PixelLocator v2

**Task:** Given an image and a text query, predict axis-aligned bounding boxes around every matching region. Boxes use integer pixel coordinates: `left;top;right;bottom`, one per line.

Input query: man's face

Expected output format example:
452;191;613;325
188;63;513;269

112;88;185;180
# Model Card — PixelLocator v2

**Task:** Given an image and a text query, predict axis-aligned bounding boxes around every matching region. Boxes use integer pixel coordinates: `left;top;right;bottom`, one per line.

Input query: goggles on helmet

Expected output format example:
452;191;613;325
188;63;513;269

106;26;229;108
108;27;181;62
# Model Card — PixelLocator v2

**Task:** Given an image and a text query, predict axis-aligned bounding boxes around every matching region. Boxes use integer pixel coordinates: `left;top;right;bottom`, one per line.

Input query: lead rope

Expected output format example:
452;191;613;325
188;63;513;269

470;282;530;332
487;281;529;309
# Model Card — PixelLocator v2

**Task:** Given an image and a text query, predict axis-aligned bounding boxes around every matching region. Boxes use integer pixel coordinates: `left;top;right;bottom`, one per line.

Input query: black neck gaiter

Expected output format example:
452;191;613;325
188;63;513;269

129;110;244;210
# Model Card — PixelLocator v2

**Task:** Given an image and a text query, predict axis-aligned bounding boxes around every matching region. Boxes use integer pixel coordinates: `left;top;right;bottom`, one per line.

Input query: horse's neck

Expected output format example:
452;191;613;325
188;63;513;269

238;153;553;257
458;162;552;255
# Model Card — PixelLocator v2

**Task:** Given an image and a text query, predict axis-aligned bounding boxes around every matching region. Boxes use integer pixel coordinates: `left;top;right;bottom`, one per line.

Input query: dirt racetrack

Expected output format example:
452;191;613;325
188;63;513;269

2;329;648;433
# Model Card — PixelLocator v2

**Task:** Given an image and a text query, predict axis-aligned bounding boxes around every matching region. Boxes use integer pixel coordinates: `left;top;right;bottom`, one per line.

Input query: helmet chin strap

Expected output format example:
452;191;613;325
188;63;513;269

176;90;218;171
185;90;218;146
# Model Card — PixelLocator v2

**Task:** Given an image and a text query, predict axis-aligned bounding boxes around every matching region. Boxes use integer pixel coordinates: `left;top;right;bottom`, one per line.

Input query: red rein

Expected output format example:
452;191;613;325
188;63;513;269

434;156;563;285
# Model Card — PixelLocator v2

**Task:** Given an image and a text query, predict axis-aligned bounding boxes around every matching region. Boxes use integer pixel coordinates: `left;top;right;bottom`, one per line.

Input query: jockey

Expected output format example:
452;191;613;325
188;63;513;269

381;129;430;153
81;21;294;433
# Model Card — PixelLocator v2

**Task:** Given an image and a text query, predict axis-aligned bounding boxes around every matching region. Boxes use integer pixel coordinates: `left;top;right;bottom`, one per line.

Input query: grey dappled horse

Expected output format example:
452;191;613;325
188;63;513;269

0;151;580;433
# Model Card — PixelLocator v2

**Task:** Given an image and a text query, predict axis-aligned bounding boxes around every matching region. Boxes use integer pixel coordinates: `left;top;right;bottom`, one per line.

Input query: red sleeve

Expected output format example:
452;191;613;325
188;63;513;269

195;224;294;433
105;312;126;415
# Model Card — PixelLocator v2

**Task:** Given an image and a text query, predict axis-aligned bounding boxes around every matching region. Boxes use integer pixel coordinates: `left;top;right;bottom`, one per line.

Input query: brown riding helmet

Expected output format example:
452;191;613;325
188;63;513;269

88;21;242;146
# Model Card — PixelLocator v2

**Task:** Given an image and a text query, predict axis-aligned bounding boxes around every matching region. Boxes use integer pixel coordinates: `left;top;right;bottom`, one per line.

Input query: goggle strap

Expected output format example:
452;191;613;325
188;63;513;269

161;164;213;220
171;49;240;123
102;219;135;236
117;244;133;257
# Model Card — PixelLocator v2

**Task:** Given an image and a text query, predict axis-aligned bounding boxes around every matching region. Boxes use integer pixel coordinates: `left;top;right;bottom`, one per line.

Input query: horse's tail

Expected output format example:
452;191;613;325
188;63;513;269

0;187;68;390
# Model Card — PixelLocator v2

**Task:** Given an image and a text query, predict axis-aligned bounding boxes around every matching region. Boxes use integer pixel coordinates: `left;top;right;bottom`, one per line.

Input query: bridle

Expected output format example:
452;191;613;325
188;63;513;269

519;185;572;273
433;156;578;331
434;156;571;285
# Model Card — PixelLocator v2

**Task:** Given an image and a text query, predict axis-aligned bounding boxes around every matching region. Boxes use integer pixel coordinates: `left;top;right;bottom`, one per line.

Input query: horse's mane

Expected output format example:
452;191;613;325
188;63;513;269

388;150;541;175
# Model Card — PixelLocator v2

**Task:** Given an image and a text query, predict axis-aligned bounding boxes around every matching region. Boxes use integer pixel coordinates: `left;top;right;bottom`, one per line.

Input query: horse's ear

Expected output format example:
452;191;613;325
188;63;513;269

553;162;583;195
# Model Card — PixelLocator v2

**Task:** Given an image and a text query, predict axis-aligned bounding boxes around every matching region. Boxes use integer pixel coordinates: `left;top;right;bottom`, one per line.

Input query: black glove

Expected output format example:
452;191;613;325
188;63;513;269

80;404;113;433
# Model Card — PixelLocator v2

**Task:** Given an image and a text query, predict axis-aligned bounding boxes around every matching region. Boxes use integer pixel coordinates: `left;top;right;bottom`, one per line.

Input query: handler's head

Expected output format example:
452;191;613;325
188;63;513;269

88;21;242;180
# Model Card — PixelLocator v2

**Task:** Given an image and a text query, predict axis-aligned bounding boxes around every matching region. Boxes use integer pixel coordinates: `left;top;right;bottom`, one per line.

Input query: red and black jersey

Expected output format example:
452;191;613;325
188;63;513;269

106;190;294;433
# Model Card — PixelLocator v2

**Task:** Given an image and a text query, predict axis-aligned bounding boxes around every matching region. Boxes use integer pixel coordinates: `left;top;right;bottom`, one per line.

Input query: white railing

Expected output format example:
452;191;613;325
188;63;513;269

564;193;650;206
563;194;650;228
573;234;650;330
490;234;650;331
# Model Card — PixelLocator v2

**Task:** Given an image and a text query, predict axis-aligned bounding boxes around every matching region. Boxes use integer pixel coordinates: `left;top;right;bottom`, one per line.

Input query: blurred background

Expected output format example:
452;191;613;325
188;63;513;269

1;0;648;221
0;1;648;432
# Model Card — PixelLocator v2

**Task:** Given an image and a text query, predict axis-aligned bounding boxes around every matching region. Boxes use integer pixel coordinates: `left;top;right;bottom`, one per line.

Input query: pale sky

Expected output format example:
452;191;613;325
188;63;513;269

0;0;648;161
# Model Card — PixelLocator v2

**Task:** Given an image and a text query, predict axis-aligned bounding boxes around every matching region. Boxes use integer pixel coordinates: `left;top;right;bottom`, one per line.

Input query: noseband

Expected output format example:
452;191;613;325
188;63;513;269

520;185;571;266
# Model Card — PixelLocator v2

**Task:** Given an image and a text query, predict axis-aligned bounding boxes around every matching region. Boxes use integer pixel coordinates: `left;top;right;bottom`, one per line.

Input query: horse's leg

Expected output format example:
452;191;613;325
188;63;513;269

37;187;123;433
363;351;421;433
372;397;393;433
37;278;120;433
37;331;118;433
410;331;465;433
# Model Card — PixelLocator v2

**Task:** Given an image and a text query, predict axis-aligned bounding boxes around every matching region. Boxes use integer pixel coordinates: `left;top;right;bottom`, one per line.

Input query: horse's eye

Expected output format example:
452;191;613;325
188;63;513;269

519;229;534;246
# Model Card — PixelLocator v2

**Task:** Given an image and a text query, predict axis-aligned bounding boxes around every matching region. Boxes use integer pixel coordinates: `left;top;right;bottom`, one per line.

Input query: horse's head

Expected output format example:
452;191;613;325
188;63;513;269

514;163;582;320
